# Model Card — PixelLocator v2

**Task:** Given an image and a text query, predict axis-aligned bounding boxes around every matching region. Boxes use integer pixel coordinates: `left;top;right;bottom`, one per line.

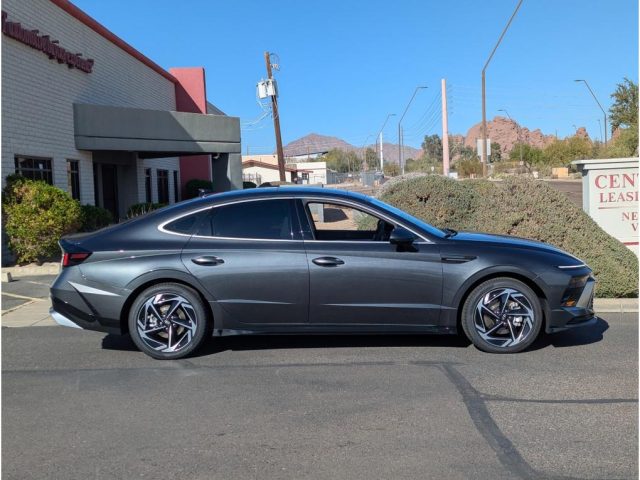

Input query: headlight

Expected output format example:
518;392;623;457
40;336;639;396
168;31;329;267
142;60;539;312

557;263;587;270
561;275;590;307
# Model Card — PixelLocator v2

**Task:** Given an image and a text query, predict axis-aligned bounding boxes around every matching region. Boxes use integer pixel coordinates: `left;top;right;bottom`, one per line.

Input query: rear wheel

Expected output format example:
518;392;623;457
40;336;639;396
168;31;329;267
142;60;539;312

461;277;542;353
128;283;210;360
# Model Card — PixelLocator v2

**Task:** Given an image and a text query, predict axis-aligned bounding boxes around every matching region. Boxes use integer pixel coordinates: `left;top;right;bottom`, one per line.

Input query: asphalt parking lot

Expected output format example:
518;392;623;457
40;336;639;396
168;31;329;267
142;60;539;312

2;312;637;480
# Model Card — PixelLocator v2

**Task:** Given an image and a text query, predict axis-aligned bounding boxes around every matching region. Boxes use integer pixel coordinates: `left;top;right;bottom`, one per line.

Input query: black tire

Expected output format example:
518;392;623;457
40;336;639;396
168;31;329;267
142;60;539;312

128;283;211;360
461;277;542;354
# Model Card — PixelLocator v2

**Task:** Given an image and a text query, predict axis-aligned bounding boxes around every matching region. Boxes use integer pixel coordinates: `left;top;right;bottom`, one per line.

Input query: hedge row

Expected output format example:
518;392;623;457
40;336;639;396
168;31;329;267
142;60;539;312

3;176;112;264
379;175;638;298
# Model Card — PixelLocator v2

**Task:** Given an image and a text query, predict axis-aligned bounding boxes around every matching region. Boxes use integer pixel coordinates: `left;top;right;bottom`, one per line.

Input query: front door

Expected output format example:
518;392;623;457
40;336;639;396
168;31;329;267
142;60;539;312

100;164;119;220
301;200;443;327
182;198;309;328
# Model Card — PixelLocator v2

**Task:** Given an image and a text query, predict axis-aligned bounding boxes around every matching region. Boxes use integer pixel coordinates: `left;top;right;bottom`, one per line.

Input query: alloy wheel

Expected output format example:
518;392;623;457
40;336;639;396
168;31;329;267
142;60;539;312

135;293;198;353
473;288;535;348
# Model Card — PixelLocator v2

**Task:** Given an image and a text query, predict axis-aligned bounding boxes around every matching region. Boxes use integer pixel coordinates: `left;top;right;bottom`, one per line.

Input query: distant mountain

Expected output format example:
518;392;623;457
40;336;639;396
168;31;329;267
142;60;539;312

283;133;422;165
283;133;354;158
462;116;556;155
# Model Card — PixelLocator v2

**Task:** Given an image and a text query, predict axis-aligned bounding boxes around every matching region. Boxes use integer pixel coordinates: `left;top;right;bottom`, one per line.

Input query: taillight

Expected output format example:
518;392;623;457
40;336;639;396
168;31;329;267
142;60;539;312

62;252;91;267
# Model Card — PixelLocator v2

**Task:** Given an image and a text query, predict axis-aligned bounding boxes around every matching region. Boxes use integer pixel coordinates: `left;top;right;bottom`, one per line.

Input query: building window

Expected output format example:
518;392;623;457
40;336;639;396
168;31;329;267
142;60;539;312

157;169;169;204
66;160;80;200
173;170;179;203
14;156;53;184
145;168;152;203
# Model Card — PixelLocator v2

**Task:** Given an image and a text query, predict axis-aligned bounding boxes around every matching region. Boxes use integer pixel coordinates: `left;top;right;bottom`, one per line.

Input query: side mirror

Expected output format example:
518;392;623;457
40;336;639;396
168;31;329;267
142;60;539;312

389;227;415;246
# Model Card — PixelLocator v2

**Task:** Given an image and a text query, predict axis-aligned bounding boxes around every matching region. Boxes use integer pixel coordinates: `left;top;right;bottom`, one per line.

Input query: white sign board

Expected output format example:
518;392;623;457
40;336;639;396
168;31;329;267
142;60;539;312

476;138;491;157
573;158;639;254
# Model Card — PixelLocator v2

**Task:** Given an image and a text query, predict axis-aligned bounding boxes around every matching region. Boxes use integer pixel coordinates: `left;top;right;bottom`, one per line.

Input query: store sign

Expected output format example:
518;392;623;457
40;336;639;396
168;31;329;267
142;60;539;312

2;11;94;73
590;169;638;243
574;158;639;253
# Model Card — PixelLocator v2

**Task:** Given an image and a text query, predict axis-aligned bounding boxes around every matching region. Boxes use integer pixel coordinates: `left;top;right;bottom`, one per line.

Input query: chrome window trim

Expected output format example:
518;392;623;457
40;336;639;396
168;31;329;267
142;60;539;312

557;264;588;269
158;197;299;240
157;194;433;244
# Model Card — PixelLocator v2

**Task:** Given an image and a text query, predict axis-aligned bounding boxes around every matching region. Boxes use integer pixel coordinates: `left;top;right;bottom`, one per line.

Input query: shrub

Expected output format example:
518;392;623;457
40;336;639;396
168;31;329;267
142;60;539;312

243;181;257;189
79;204;113;232
185;179;213;199
3;176;82;264
126;202;166;218
379;175;638;298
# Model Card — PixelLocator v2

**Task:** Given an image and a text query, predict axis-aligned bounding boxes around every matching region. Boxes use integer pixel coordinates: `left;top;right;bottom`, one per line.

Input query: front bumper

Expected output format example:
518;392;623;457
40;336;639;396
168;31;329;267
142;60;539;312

546;276;597;333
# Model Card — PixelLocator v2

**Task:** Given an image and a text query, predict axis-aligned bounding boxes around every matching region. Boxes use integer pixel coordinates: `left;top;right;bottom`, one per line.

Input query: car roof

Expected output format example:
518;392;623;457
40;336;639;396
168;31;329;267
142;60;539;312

202;186;373;203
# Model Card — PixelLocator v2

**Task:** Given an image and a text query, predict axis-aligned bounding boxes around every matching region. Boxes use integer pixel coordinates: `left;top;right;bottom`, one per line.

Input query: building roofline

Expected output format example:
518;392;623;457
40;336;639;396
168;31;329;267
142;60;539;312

242;160;296;172
49;0;177;84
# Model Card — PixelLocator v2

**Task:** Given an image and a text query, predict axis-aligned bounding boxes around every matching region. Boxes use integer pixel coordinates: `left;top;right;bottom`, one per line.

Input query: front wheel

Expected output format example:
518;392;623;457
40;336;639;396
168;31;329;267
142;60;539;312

128;283;211;360
461;278;542;353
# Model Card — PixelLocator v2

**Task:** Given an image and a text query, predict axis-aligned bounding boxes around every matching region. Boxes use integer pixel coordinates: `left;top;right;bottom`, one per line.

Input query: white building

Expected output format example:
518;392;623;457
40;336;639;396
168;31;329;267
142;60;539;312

2;0;241;223
242;154;294;185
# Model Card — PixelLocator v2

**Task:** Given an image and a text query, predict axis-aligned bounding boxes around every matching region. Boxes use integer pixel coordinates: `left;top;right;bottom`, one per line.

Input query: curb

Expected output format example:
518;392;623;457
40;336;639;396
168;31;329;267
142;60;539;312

593;298;639;313
2;262;60;280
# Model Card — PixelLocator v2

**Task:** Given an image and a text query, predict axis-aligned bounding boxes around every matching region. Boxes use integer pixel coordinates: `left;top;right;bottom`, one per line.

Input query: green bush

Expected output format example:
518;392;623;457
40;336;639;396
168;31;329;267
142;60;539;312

243;181;257;189
3;176;82;264
79;204;113;232
185;179;213;199
379;176;638;298
126;202;166;218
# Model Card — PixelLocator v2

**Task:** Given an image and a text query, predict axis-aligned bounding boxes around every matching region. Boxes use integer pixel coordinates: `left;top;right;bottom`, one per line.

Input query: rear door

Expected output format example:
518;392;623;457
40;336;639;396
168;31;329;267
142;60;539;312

181;198;309;327
299;199;443;327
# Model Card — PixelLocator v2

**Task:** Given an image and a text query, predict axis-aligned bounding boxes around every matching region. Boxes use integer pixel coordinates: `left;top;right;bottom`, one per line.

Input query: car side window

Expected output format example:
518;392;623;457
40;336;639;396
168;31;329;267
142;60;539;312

163;210;209;235
306;202;395;241
196;199;294;240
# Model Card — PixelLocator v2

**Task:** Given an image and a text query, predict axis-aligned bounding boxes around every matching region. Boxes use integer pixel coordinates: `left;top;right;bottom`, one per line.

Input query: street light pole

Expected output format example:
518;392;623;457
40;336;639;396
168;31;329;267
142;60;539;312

597;118;603;143
481;0;523;177
498;108;522;164
574;79;608;145
377;113;396;172
398;86;427;175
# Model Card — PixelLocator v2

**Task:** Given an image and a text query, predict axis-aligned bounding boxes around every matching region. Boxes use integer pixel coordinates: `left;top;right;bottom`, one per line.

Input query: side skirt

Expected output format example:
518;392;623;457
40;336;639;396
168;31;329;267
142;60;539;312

212;324;457;337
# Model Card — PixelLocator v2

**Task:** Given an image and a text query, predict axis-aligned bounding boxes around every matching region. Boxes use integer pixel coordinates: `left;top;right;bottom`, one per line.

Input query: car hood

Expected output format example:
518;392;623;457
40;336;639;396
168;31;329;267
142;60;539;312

449;231;583;262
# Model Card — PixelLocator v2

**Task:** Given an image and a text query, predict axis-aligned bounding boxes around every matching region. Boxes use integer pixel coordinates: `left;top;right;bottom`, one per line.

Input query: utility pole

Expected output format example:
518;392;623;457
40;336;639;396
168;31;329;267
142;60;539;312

265;51;286;181
379;131;384;171
481;0;523;177
441;78;450;176
575;79;607;145
377;113;396;172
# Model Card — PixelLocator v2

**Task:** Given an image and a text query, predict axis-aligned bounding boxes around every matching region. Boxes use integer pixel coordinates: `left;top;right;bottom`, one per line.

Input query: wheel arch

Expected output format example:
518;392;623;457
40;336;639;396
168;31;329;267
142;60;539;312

120;271;215;335
452;269;549;334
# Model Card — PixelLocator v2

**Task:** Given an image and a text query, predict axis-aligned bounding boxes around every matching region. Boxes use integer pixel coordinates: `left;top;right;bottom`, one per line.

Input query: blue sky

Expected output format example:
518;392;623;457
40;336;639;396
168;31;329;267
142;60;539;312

74;0;638;153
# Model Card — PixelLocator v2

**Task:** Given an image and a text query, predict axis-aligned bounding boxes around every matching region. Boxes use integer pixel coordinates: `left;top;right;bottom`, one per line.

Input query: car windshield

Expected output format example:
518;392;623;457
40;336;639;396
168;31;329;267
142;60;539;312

366;196;447;238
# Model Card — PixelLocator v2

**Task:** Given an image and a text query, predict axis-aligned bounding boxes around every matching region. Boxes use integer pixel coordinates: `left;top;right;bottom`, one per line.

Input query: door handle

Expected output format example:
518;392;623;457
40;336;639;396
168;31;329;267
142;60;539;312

312;256;345;267
191;256;225;266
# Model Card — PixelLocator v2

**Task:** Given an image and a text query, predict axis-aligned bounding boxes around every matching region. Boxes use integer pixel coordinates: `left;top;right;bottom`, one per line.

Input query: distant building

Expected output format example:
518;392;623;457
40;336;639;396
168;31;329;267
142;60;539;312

241;155;328;185
242;155;295;185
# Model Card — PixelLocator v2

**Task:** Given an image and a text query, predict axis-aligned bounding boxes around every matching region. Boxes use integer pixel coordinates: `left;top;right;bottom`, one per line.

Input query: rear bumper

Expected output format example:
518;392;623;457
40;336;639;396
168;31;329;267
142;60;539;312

546;276;597;333
50;295;123;334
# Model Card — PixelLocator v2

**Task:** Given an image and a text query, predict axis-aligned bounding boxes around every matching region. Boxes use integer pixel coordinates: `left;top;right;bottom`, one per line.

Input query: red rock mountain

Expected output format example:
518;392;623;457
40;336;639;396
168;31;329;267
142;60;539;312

462;116;556;155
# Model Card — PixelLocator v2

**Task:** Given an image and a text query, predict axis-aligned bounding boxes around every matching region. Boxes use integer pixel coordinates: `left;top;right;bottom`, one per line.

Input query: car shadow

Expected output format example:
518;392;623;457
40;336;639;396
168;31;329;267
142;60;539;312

100;317;609;356
101;332;473;356
529;316;610;351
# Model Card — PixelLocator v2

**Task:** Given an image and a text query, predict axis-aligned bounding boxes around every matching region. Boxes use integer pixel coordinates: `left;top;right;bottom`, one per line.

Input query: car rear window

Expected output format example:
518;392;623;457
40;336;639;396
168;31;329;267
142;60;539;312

163;210;208;235
196;199;293;240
